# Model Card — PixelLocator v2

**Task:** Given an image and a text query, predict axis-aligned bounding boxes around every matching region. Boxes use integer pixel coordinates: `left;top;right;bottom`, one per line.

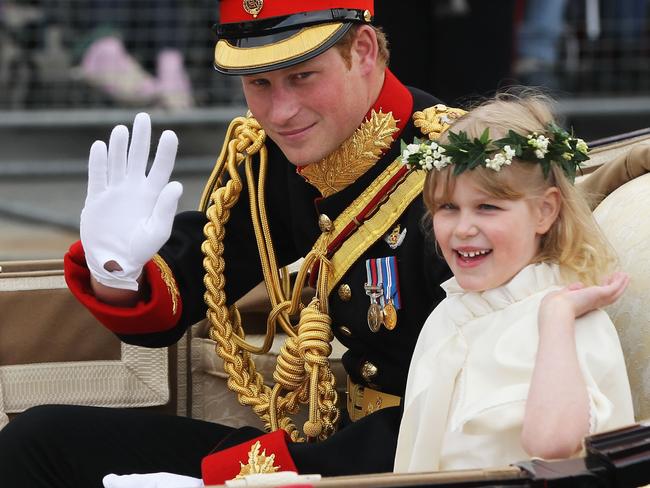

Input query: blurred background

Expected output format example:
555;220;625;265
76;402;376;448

1;0;649;261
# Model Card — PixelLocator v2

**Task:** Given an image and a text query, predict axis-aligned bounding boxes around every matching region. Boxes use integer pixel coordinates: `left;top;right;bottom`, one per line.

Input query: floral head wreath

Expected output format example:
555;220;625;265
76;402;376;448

400;122;589;183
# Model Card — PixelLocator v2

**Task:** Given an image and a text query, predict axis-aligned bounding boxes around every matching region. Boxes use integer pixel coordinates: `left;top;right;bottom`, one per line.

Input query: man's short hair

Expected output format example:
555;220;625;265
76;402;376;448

334;25;390;69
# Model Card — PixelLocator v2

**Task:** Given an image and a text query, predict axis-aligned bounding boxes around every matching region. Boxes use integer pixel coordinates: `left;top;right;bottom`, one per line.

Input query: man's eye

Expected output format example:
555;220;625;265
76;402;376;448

249;78;269;87
293;72;313;81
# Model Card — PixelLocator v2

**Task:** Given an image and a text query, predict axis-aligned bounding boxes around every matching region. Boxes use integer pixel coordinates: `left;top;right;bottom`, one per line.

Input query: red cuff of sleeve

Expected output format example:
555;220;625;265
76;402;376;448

63;240;182;335
201;430;297;485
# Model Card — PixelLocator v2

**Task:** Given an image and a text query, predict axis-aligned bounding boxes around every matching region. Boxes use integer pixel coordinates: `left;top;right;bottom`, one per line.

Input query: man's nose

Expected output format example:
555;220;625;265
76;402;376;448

268;87;299;125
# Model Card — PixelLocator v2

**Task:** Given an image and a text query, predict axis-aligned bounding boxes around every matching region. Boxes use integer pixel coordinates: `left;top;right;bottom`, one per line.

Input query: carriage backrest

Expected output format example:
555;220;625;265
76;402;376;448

588;130;650;420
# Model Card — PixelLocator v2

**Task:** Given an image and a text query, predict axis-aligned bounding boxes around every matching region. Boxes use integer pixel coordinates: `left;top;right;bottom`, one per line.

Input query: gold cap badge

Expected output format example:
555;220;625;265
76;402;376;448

243;0;263;17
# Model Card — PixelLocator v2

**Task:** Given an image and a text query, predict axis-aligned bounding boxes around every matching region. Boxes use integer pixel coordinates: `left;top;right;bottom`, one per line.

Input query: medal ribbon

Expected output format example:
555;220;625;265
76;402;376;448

380;256;401;309
366;257;402;309
365;258;382;305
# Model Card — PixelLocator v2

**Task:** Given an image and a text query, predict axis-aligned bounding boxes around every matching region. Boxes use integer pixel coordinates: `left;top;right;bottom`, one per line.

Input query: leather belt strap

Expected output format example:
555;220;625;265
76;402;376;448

346;376;401;422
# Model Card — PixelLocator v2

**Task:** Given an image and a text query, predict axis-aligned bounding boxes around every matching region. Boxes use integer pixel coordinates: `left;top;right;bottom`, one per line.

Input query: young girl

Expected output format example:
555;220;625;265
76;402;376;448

394;94;635;473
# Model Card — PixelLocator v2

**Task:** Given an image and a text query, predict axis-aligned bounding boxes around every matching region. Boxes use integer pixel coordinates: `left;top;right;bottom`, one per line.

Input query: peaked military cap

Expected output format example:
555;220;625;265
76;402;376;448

214;0;374;75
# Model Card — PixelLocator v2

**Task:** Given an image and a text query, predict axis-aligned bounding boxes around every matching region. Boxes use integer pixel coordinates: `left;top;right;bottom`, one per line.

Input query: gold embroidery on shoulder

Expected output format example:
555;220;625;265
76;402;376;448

413;104;466;141
300;110;398;197
152;254;179;316
236;441;280;479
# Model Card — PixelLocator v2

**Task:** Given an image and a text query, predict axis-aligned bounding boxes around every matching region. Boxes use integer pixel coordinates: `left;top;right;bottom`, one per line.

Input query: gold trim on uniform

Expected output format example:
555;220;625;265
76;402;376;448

300;110;398;197
242;0;263;17
236;441;279;478
152;254;179;316
413;104;467;141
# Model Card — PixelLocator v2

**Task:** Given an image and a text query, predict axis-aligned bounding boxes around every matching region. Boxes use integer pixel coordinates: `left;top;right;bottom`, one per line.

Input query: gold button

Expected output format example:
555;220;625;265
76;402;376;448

339;326;352;337
363;9;372;22
361;361;378;381
338;284;352;301
318;214;333;232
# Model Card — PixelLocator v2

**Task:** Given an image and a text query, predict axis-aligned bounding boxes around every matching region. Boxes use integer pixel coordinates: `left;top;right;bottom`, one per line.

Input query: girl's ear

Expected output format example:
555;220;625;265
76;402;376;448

536;187;561;235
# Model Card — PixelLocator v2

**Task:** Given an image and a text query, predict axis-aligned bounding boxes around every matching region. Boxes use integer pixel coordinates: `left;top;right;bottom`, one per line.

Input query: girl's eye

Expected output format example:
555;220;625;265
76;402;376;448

437;203;456;211
479;203;500;210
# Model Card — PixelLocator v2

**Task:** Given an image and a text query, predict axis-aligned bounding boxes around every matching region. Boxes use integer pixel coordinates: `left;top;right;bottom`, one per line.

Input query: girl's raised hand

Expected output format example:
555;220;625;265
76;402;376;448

541;272;630;320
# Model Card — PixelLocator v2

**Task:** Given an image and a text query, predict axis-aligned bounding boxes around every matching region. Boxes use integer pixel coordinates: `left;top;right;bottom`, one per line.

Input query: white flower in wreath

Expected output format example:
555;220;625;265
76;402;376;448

576;138;588;155
484;148;514;172
401;143;421;161
422;155;434;171
527;134;550;159
433;154;452;170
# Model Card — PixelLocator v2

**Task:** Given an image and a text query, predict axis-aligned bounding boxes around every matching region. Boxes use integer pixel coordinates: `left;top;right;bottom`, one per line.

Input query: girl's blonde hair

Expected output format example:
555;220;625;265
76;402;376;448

423;92;616;286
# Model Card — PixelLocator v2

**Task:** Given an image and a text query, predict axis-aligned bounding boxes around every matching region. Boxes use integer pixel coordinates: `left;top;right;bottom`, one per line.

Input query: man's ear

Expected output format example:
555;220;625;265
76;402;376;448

351;25;379;75
536;187;561;235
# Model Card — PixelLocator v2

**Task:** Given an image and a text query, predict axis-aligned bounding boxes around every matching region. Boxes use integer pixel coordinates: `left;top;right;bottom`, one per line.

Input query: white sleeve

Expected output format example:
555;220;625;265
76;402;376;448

575;309;635;434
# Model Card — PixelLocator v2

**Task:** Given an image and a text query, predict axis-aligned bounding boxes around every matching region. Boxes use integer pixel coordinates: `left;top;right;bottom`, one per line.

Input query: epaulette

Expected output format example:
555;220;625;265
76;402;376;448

413;104;466;141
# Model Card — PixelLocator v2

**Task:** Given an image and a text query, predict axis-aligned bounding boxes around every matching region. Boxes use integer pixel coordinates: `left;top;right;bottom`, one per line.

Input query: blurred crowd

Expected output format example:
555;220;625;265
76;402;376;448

1;0;649;110
0;0;225;109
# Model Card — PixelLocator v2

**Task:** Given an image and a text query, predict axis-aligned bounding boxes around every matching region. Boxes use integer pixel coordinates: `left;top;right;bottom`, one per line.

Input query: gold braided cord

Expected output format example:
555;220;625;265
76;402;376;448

202;114;339;442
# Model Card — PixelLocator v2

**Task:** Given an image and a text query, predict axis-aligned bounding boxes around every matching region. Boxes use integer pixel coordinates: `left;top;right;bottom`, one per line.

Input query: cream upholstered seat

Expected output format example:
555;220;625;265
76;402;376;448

589;132;650;421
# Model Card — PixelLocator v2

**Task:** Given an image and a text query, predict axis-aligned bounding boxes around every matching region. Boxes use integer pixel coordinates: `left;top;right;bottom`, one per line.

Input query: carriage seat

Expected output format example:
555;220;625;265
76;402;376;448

588;130;650;421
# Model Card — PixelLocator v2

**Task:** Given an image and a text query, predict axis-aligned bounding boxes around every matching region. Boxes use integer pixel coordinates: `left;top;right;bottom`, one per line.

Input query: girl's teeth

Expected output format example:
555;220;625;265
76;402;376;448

459;250;489;258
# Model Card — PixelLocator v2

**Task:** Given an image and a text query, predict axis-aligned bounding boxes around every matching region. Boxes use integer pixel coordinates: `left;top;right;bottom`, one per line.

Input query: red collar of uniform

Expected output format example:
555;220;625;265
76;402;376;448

367;68;412;137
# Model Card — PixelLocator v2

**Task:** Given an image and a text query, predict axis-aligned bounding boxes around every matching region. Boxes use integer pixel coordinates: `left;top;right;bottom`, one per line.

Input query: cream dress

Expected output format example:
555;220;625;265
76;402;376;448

394;263;634;473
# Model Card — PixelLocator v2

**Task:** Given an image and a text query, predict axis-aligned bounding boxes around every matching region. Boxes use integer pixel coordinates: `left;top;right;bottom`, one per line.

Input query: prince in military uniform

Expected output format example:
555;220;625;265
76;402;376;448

0;1;641;487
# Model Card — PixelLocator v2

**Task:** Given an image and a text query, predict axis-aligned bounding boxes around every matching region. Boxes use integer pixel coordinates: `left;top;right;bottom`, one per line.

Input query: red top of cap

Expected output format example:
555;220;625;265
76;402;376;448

220;0;374;24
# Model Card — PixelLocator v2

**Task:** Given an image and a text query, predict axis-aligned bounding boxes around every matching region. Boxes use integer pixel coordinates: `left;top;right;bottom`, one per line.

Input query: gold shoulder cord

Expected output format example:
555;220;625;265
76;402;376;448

200;114;338;442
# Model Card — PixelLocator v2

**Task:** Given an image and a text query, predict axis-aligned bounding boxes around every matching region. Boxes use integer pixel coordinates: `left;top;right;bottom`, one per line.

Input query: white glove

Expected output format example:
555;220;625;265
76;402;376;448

102;472;203;488
80;112;183;291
